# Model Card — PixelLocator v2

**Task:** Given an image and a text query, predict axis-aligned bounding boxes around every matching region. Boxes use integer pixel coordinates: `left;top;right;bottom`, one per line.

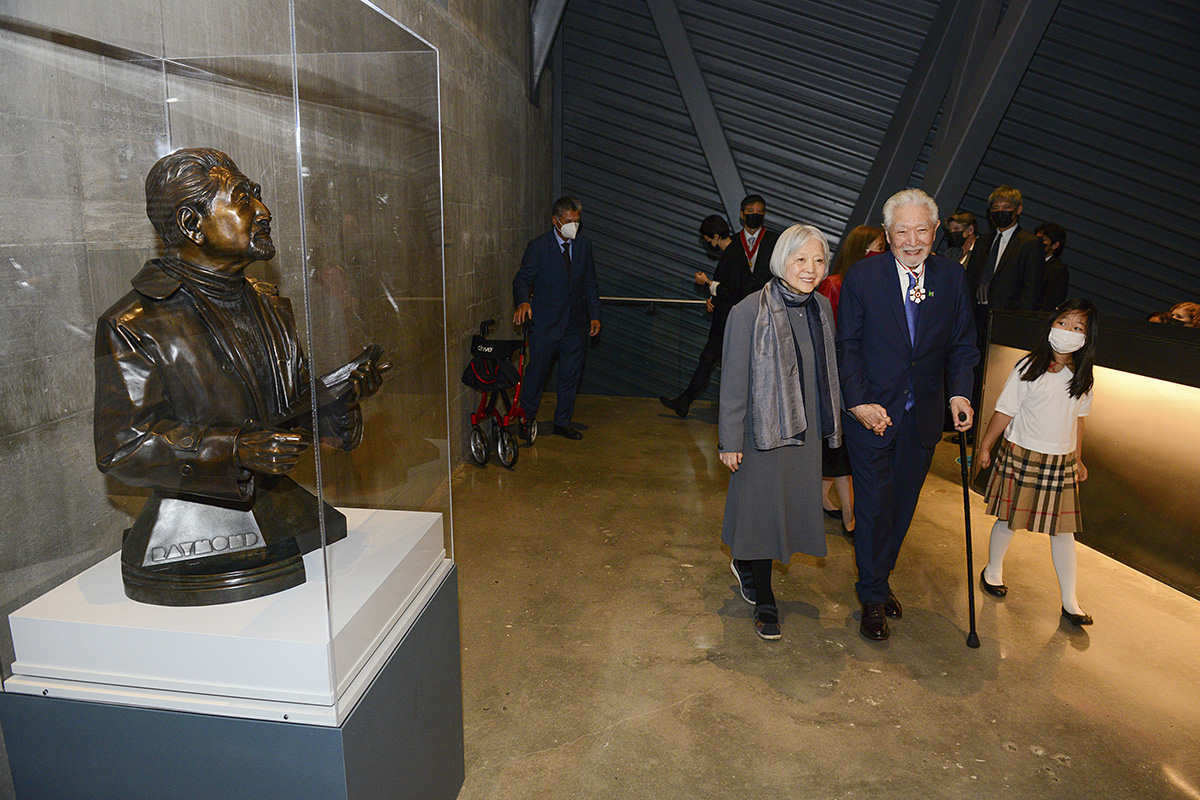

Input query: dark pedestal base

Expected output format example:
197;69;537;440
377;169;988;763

121;476;347;606
0;567;463;800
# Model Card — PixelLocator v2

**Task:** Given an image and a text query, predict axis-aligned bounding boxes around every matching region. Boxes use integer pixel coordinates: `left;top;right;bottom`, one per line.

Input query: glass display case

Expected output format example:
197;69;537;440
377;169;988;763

0;0;452;743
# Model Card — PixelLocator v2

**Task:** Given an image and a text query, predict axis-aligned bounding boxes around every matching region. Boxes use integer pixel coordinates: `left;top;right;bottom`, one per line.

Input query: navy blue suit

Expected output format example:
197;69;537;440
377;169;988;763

513;229;601;428
836;252;977;604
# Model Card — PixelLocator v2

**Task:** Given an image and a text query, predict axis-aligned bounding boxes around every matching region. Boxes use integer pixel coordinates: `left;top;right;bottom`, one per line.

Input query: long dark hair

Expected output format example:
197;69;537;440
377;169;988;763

831;224;885;277
1019;298;1098;398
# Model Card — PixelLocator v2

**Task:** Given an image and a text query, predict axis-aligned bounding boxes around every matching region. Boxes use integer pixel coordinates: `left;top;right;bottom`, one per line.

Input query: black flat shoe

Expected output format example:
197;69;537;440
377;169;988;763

823;507;843;520
860;602;889;640
884;591;902;619
980;569;1007;598
553;424;583;440
658;396;689;419
841;523;854;540
1061;607;1093;626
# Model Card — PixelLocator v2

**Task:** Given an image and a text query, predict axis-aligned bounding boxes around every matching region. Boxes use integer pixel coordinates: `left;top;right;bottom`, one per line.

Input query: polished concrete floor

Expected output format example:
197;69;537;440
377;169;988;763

450;395;1200;800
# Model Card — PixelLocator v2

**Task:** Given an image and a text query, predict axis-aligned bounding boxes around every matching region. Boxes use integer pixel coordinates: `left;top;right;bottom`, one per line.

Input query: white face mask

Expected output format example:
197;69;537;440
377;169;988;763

558;221;579;240
1048;328;1086;354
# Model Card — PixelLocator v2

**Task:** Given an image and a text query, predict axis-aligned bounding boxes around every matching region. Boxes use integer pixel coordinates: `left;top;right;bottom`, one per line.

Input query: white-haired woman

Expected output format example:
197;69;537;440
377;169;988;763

719;224;842;640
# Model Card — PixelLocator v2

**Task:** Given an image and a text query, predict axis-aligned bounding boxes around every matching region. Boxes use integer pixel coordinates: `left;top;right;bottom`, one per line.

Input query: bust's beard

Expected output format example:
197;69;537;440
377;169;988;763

249;234;276;262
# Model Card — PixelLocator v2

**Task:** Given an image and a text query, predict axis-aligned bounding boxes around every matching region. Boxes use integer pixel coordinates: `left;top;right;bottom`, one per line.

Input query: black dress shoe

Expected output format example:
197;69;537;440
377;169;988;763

823;507;843;520
1061;607;1093;626
553;424;583;440
980;569;1008;598
860;602;890;640
884;591;902;619
658;395;690;419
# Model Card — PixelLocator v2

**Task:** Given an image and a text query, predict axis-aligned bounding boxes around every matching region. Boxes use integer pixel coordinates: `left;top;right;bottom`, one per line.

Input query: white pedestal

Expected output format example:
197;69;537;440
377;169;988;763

4;508;446;726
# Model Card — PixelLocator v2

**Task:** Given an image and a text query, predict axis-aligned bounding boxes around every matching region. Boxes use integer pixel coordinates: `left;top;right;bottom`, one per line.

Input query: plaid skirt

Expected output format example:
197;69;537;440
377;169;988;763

984;438;1082;535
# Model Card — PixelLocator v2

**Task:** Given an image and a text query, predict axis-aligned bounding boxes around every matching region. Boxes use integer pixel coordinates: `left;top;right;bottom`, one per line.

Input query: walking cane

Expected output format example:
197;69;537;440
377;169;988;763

958;412;981;648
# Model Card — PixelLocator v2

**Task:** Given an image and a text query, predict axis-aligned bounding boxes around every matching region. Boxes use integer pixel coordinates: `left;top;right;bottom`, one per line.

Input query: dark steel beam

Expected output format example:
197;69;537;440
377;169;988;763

530;0;570;102
645;0;745;228
922;0;1062;216
840;0;978;240
928;0;1004;169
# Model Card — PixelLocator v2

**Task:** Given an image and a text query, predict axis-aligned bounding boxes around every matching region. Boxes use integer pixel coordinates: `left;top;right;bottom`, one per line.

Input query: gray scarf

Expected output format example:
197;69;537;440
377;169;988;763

750;277;842;450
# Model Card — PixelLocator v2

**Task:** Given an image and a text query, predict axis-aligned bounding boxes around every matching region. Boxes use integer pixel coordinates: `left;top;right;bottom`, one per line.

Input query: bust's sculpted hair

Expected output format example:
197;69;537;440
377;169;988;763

145;148;242;246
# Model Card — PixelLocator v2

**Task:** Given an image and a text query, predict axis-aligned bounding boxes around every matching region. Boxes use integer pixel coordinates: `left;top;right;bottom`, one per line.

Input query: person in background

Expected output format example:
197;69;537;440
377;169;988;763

718;224;841;641
513;196;601;441
660;195;778;418
1033;223;1070;311
976;298;1098;627
697;214;733;315
1169;301;1200;327
837;188;977;641
815;224;884;537
943;211;978;268
818;224;885;319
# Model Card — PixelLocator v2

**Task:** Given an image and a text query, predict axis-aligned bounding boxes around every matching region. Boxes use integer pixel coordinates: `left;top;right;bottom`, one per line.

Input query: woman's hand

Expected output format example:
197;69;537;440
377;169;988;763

1077;460;1088;482
976;448;991;470
720;451;743;472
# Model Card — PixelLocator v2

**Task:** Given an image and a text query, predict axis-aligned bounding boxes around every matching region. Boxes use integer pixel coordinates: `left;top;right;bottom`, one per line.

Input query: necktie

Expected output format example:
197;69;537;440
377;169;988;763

978;233;1002;304
905;270;918;345
562;241;572;271
905;271;918;411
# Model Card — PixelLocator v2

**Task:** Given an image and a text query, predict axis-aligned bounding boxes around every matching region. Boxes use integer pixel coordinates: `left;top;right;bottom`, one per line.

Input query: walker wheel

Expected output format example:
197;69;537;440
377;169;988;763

496;426;519;469
523;418;538;445
468;425;490;466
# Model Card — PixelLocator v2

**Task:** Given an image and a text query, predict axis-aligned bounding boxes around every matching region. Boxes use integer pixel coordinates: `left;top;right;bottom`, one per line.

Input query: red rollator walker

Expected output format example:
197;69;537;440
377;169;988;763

461;319;536;468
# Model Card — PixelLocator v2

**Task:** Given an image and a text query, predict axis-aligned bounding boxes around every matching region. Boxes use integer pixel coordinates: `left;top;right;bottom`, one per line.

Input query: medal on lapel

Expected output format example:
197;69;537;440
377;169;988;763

908;285;932;303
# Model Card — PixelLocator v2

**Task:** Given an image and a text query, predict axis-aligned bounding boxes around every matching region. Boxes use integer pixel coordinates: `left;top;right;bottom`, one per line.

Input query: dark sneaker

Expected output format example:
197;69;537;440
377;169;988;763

730;559;755;605
754;613;781;640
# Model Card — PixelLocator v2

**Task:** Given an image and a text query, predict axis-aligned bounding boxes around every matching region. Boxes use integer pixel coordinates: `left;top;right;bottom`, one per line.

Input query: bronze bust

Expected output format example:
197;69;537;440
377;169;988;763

94;148;385;605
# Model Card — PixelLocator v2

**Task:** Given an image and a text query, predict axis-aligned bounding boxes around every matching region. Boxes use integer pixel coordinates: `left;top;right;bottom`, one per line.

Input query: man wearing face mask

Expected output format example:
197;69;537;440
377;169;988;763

942;211;977;268
513;196;602;441
966;185;1044;312
1033;222;1069;311
660;195;778;418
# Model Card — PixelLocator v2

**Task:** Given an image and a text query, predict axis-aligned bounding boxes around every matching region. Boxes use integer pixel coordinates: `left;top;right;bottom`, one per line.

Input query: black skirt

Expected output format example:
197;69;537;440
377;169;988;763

821;438;852;478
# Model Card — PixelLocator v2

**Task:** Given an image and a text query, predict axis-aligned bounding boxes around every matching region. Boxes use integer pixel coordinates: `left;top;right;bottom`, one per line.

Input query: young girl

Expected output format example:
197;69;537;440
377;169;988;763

976;298;1098;626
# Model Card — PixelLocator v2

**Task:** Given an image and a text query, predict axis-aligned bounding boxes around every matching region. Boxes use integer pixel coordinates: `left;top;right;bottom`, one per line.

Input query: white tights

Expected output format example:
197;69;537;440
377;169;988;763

983;519;1084;615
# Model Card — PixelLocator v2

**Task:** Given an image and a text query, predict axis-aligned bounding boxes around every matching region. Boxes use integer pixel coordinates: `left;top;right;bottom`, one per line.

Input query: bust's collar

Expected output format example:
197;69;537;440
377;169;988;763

131;259;183;300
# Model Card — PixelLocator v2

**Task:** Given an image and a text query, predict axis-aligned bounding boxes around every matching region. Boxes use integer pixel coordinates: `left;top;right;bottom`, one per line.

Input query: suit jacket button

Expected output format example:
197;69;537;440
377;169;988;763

179;436;193;448
911;361;917;367
222;363;235;373
180;465;193;476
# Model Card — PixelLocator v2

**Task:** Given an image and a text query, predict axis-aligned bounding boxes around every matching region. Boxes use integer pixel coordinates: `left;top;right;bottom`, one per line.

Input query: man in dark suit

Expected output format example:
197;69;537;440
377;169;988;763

513;196;601;440
837;188;978;640
966;185;1045;312
1033;222;1069;310
659;194;778;418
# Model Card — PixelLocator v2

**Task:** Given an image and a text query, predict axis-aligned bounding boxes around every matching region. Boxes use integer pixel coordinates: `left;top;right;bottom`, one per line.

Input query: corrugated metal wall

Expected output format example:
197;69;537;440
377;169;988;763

954;0;1199;315
561;0;1199;399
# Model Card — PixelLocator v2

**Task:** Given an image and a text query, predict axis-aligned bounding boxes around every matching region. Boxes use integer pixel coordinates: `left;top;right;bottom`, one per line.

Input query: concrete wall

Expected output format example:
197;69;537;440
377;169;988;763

0;1;550;795
381;0;555;462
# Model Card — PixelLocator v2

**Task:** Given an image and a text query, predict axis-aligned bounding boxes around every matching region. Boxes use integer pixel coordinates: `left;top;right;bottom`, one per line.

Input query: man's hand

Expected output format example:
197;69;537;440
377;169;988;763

513;302;533;326
950;397;973;431
235;426;312;474
850;403;892;435
720;451;743;472
346;359;387;405
589;319;601;337
694;270;710;287
705;297;714;314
